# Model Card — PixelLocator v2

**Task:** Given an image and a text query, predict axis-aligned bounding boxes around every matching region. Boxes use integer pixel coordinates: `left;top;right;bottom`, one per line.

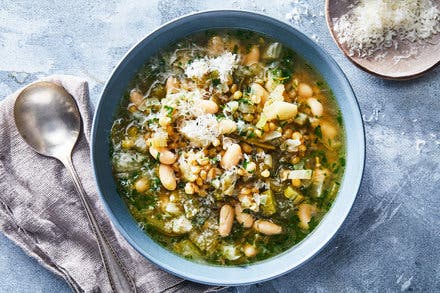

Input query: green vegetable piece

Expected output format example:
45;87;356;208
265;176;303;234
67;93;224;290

284;186;301;199
328;182;339;200
174;239;202;259
293;112;308;125
260;190;277;216
263;42;282;60
256;113;267;129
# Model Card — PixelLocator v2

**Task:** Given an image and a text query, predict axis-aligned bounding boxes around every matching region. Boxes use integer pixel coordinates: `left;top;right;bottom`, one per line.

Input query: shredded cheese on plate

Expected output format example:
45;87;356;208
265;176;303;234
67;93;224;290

334;0;440;58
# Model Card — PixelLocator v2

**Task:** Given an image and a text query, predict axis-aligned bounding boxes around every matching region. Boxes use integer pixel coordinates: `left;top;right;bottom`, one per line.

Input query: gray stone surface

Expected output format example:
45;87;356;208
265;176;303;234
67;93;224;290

0;0;439;292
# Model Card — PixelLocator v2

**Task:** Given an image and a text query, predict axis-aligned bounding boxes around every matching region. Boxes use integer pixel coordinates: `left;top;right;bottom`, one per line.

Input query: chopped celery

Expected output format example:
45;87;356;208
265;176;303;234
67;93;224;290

256;113;267;129
173;239;202;259
263;42;282;60
287;170;313;179
294;112;308;125
260;190;277;216
284;186;301;199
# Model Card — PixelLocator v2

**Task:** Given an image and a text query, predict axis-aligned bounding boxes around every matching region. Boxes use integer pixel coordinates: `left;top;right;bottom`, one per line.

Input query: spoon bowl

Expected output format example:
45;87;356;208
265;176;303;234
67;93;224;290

14;81;80;159
13;81;137;292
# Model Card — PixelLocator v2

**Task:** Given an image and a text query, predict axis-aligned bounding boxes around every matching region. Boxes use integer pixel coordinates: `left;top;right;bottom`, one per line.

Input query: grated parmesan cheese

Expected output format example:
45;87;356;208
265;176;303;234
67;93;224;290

112;152;146;172
184;52;239;83
180;114;220;147
178;150;209;182
164;216;193;234
161;89;205;117
334;0;440;58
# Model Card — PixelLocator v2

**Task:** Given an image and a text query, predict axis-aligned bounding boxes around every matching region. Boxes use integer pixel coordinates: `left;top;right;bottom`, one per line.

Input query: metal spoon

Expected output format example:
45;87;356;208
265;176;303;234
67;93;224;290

14;81;137;293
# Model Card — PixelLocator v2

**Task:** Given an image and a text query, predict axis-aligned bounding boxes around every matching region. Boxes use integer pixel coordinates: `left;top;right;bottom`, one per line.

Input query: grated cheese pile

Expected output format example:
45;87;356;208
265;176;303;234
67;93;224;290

161;89;205;117
184;52;239;83
333;0;440;58
180;114;220;147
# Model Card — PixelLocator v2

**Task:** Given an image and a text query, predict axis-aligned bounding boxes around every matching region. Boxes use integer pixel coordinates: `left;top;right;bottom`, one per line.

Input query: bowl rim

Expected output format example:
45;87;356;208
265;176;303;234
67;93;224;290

91;9;366;286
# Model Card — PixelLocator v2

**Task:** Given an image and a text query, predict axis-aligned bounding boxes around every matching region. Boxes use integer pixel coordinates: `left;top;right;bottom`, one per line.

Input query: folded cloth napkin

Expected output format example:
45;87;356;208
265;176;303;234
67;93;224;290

0;75;222;293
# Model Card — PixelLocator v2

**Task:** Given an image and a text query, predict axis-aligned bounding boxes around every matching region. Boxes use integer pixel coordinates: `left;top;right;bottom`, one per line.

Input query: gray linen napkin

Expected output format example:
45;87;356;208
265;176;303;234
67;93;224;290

0;75;222;293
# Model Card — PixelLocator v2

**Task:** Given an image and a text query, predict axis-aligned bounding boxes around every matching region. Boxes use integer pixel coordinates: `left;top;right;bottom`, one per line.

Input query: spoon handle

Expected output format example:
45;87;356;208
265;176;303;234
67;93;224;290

62;156;137;293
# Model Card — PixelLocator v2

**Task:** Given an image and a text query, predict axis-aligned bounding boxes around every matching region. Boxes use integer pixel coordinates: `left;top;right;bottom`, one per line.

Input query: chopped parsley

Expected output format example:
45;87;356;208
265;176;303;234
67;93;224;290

163;105;174;117
150;177;161;192
336;111;343;126
316;81;326;89
237;98;253;105
211;78;221;86
271;68;291;84
314;125;323;139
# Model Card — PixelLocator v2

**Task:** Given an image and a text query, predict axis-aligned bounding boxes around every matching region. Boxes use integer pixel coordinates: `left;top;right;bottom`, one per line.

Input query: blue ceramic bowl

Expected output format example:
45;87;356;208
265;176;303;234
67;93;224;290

91;10;365;286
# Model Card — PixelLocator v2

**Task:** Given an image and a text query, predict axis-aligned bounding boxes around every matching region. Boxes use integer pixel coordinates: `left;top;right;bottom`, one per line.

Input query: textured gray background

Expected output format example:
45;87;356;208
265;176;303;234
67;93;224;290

1;0;439;292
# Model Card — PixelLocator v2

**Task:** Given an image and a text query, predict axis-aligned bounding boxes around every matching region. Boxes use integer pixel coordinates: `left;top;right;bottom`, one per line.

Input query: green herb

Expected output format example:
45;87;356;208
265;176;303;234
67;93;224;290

237;98;253;105
271;68;290;84
279;120;288;127
236;30;254;40
339;157;346;167
247;131;256;139
314;125;322;139
147;118;159;125
310;150;328;167
316;81;326;89
281;52;294;68
245;44;253;53
336;111;343;126
233;44;239;54
150;177;161;192
164;105;174;117
212;78;221;86
215;113;225;120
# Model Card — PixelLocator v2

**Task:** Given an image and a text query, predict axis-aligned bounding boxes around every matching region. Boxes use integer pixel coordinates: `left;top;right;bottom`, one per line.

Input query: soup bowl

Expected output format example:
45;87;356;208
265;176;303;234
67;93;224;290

91;10;365;285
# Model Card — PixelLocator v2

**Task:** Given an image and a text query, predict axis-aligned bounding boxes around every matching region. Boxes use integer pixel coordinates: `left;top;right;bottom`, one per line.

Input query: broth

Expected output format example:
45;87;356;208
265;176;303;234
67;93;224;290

110;30;345;265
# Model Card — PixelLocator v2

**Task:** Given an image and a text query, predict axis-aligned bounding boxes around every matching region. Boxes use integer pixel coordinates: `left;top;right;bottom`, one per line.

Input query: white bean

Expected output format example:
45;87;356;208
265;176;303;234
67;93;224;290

208;36;224;55
298;203;317;229
134;177;149;193
235;204;254;228
307;98;323;117
149;147;177;165
219;204;235;237
264;101;298;121
158;164;177;191
320;121;337;140
250;83;269;104
243;244;258;257
129;89;144;106
298;83;313;98
221;143;242;170
218;119;237;134
253;220;282;235
166;76;179;93
243;46;260;66
200;100;219;114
